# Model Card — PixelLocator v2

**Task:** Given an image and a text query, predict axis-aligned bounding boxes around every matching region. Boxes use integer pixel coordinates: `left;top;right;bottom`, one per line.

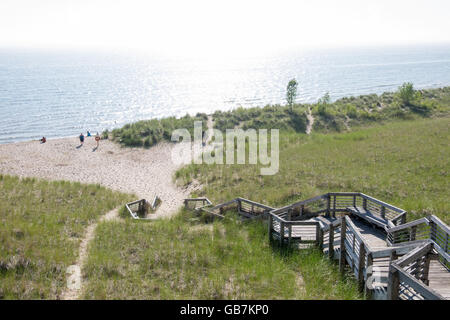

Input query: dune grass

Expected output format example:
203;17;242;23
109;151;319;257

108;113;208;148
0;175;133;299
176;117;449;224
107;86;450;148
82;210;361;300
212;86;450;133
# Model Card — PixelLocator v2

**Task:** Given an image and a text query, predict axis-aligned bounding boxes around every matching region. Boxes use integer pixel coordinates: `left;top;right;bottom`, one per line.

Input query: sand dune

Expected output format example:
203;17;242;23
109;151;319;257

0;136;201;218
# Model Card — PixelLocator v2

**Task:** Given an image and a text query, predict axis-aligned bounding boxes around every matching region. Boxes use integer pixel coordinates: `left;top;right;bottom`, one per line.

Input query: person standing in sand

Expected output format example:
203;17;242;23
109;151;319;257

95;132;100;148
79;133;85;146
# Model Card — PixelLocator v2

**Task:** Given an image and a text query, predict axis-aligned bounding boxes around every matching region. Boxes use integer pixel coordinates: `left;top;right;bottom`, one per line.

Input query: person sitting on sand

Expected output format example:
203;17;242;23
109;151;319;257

79;133;85;145
40;137;46;144
87;130;91;137
95;132;100;148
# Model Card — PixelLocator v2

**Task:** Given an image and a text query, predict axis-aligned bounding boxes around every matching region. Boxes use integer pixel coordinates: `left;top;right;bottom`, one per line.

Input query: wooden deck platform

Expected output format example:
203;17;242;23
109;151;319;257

428;260;450;299
351;217;387;248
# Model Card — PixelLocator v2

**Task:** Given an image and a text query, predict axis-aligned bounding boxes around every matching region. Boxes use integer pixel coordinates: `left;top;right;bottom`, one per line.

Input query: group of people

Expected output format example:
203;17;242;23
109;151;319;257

79;130;101;148
38;130;100;148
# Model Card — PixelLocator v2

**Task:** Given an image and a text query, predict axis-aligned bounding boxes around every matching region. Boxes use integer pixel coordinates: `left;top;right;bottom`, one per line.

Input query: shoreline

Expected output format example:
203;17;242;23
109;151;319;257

2;84;450;146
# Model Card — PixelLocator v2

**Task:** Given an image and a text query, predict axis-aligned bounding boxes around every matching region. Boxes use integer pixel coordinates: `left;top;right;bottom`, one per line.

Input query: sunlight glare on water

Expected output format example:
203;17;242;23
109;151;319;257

0;44;450;143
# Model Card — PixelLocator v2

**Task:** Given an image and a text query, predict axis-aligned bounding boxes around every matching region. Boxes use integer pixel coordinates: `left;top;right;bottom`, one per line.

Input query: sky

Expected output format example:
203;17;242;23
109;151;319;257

1;0;449;57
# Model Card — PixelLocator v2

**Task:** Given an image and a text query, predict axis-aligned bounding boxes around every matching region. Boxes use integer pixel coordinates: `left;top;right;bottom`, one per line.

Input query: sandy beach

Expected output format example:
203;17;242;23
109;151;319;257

0;136;200;218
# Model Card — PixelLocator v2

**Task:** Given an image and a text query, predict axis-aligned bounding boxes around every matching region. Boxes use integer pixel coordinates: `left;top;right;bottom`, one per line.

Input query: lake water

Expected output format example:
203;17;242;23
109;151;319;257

1;44;450;144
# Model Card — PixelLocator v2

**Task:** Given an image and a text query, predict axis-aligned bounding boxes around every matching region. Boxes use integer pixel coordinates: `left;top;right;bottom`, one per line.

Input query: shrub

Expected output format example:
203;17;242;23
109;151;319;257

397;82;416;106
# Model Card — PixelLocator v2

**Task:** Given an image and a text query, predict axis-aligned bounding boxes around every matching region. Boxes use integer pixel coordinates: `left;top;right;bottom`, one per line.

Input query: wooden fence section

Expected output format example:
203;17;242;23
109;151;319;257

125;197;161;219
387;215;450;257
185;197;275;221
126;199;147;219
271;193;406;230
388;241;450;300
184;197;213;211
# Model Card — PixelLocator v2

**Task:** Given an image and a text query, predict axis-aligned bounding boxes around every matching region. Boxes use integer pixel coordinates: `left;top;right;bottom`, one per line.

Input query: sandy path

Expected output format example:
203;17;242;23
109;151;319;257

0;137;198;217
61;207;119;300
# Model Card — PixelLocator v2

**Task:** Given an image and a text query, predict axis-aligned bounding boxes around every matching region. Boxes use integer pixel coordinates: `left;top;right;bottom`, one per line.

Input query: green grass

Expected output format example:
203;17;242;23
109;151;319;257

82;211;361;299
108;86;450;149
0;176;133;299
176;117;449;223
212;86;450;133
212;104;308;132
108;113;208;148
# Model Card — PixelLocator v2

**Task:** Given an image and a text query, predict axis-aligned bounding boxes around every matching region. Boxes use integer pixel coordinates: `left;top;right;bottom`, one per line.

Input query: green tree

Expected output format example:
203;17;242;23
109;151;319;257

397;82;416;106
318;92;331;105
317;92;331;116
286;78;298;108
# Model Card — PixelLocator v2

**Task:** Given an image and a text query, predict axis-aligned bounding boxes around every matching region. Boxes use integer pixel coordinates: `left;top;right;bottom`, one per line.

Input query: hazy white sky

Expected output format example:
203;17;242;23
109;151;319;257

1;0;449;57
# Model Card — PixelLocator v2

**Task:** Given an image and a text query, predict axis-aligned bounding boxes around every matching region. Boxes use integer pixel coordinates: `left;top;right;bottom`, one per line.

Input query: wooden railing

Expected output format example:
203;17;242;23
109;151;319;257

318;218;342;259
126;199;147;219
268;212;320;246
185;197;275;221
271;193;406;229
387;241;447;300
387;215;450;256
184;197;213;211
271;194;328;219
340;216;368;291
126;196;160;219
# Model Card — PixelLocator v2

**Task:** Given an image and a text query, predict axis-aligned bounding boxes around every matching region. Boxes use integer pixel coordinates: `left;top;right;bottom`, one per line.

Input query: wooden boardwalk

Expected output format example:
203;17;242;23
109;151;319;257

184;192;449;300
428;260;450;299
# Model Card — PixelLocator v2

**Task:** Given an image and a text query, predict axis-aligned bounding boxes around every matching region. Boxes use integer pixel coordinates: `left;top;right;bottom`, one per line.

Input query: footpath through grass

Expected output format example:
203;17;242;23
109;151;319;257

82;211;361;299
176;117;449;223
0;176;132;299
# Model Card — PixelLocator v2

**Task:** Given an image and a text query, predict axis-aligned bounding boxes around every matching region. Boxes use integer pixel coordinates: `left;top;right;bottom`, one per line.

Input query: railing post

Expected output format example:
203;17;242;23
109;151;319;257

326;195;331;217
288;222;292;246
333;195;336;218
358;244;366;292
352;195;356;208
339;217;346;274
365;253;373;299
381;206;386;220
280;221;285;246
318;227;324;251
362;197;367;211
237;199;241;213
184;199;188;209
422;252;432;286
329;224;335;259
430;221;437;242
446;233;449;253
315;223;320;246
387;250;399;300
410;225;417;241
268;214;273;243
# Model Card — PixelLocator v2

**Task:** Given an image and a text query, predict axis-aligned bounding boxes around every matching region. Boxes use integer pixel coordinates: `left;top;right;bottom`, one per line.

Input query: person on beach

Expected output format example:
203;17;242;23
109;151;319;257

95;132;100;148
79;133;85;146
40;137;46;143
87;130;91;137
